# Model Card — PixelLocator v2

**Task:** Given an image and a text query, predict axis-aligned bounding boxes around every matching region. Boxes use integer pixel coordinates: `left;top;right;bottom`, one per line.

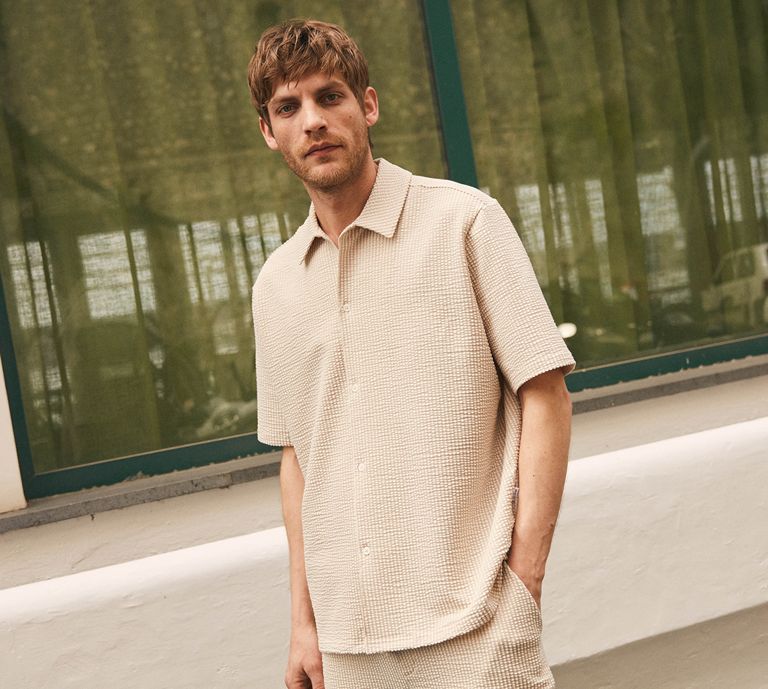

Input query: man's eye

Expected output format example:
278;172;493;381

277;104;296;114
323;93;341;103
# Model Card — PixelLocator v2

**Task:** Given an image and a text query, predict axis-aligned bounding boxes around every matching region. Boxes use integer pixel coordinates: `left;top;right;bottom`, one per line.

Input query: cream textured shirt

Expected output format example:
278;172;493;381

252;158;576;654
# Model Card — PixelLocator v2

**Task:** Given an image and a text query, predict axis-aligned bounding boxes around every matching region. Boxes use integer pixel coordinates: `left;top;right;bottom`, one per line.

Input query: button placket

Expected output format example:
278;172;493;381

337;225;355;316
337;229;371;646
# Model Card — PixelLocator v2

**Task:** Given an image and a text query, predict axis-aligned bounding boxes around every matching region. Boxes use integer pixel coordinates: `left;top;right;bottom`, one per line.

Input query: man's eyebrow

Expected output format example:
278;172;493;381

273;79;348;101
269;94;298;109
315;80;347;93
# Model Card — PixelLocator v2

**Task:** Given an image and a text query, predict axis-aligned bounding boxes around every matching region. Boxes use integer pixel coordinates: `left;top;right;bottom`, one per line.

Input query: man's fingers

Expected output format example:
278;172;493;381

307;658;325;688
284;667;314;688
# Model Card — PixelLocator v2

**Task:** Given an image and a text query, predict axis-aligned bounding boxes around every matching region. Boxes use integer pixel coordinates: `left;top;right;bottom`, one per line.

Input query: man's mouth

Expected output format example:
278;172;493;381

305;143;340;157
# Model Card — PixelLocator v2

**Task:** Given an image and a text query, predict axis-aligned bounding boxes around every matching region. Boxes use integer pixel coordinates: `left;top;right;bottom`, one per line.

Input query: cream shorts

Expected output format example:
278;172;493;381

321;560;556;688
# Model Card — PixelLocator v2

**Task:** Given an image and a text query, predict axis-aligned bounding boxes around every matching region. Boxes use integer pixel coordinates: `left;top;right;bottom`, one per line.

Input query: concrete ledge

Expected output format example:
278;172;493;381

571;352;768;413
0;528;290;689
544;416;768;662
0;454;280;534
552;602;768;689
2;418;766;688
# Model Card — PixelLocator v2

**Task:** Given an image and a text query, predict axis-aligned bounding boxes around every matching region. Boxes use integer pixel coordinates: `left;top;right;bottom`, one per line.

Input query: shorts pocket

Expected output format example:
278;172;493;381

389;648;416;679
502;560;543;630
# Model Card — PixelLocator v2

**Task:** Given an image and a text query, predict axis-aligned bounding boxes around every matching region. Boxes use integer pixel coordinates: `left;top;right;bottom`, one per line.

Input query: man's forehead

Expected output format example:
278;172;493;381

270;71;349;99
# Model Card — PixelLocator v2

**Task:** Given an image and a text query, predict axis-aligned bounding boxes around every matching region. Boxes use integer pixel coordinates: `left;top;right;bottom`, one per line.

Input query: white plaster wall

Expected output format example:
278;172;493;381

1;417;766;689
569;364;768;460
0;473;284;590
544;415;768;663
0;356;26;514
0;528;290;689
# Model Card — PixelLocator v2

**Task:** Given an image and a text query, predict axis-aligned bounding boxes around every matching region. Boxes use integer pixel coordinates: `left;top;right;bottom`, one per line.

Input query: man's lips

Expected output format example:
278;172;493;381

305;143;341;157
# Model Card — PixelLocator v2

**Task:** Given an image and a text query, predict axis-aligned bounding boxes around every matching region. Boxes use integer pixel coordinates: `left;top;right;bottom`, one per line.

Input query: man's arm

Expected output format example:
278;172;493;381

280;445;315;627
280;445;325;688
506;368;573;608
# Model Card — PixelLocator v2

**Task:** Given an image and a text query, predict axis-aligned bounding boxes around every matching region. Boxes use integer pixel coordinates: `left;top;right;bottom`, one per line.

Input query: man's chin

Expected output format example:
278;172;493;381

300;164;355;191
283;146;367;192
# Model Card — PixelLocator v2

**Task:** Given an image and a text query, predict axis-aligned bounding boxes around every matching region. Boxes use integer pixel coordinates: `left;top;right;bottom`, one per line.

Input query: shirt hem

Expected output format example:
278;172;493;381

317;591;503;655
256;431;291;447
512;355;577;395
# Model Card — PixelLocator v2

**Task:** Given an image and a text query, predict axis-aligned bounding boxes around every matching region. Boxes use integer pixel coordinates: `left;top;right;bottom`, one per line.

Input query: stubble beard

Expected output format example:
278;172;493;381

284;126;370;194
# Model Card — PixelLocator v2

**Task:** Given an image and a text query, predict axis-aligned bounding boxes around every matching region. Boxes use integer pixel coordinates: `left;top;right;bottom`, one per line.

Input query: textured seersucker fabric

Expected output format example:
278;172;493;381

321;560;556;687
252;158;576;654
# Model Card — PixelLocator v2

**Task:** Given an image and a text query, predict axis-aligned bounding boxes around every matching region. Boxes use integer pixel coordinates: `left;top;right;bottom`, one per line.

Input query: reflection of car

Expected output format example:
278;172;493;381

701;242;768;330
192;397;259;440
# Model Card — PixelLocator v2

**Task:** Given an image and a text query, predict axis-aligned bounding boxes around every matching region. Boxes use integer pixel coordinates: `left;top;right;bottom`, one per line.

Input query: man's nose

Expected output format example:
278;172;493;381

301;101;327;133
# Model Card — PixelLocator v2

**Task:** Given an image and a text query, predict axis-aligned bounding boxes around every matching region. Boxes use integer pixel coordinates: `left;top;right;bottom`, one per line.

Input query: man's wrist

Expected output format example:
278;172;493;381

291;613;317;629
290;596;317;627
507;530;549;580
506;551;545;582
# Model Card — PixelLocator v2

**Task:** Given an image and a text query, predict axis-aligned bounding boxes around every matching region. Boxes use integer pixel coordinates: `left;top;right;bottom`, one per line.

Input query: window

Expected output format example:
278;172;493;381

1;0;766;497
0;0;444;482
449;0;768;365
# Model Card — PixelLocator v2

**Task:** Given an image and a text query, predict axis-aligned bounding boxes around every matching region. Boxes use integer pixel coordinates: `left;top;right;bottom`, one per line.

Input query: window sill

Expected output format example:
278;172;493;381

2;352;766;535
0;453;281;535
570;351;768;413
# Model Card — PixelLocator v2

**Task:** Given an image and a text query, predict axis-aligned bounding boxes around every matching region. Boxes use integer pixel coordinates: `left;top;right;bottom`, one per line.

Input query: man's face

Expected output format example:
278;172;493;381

259;71;379;192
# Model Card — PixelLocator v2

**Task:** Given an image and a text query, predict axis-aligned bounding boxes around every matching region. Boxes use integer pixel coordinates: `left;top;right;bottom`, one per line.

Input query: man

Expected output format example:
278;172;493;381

248;19;575;689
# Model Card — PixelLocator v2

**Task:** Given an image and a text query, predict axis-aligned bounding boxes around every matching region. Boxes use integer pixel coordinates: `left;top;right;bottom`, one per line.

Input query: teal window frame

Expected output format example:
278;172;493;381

1;0;767;499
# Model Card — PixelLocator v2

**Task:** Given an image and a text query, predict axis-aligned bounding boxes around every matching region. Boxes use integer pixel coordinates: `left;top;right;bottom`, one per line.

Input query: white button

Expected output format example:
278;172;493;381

352;382;360;392
362;546;370;556
358;462;366;471
342;303;351;312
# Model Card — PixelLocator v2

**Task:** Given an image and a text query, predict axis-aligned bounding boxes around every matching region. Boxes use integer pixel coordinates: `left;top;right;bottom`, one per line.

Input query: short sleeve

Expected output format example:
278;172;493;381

252;283;292;446
465;199;576;395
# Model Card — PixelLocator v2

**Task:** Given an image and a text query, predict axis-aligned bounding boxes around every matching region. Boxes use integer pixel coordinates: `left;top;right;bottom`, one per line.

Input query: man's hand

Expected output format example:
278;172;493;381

285;621;325;688
505;552;543;610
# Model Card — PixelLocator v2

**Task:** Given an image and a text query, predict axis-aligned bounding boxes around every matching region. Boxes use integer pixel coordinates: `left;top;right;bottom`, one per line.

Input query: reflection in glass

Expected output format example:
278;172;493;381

451;0;768;364
0;1;445;472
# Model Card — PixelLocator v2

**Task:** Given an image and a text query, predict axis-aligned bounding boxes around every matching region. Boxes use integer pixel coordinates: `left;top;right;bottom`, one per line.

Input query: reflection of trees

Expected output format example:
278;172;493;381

4;0;765;471
452;0;768;366
0;0;447;471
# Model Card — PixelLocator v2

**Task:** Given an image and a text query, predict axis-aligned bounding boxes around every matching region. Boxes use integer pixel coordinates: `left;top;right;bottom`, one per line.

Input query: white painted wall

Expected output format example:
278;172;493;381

545;416;768;663
0;356;26;514
0;472;285;590
5;369;765;590
0;528;290;689
2;416;766;689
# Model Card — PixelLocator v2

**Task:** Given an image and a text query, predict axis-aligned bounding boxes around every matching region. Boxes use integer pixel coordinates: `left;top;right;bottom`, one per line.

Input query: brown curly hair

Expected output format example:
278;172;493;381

247;19;370;129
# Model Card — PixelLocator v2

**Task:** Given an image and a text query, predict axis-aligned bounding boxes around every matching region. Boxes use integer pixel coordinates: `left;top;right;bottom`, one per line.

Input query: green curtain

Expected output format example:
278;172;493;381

0;0;445;472
3;0;767;474
451;0;768;366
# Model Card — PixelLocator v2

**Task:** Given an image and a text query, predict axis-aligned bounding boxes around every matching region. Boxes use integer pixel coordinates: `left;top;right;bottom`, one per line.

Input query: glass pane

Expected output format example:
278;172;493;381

0;1;445;472
450;0;768;367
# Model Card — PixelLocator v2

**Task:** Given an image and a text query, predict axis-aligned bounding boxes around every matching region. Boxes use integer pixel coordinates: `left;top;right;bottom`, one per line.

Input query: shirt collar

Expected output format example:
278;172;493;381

297;158;412;265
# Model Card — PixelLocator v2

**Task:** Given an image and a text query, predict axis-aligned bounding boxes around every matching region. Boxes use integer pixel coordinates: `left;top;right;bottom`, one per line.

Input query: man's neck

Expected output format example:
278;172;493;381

305;157;379;247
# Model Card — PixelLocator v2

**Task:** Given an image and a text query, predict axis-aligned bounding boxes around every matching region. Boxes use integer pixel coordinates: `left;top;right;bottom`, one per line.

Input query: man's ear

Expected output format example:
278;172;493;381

363;86;379;128
259;115;279;151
